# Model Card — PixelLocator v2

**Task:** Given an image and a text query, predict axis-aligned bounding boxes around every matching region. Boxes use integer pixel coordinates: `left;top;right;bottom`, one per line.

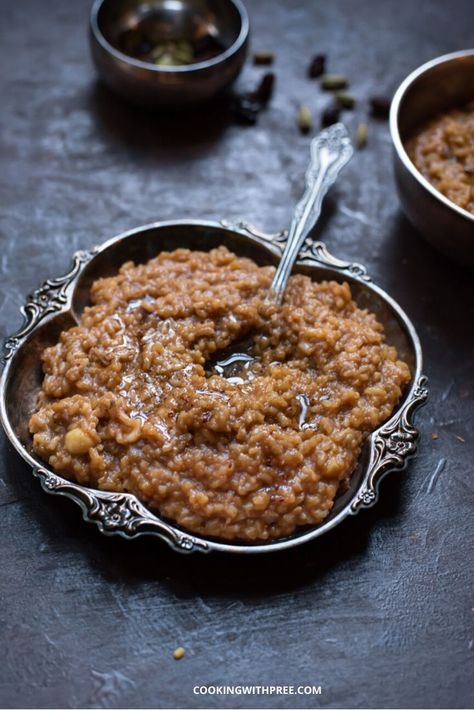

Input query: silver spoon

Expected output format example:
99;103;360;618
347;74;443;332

269;122;353;302
213;122;354;378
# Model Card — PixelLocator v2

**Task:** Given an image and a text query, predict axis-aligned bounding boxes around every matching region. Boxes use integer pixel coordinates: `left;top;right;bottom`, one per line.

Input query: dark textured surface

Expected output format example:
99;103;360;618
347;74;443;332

1;1;473;708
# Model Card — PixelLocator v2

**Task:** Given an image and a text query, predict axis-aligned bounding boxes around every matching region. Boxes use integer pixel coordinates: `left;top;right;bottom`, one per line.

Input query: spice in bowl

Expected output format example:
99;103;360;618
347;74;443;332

118;23;226;66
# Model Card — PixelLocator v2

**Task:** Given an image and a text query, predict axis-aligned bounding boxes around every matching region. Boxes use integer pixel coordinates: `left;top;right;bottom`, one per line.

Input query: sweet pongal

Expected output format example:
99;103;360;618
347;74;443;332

30;247;410;541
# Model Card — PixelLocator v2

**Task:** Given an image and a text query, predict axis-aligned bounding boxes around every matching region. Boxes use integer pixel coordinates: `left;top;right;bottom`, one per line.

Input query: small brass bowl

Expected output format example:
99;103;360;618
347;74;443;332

89;0;250;108
390;50;474;268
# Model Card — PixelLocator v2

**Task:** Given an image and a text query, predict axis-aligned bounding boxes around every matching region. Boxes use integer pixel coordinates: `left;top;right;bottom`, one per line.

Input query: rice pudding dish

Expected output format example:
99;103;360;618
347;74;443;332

29;246;410;541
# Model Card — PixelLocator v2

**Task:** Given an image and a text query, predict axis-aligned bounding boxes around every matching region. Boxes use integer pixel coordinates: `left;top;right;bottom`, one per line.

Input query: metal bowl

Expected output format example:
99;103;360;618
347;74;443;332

89;0;249;108
390;50;474;269
0;221;427;554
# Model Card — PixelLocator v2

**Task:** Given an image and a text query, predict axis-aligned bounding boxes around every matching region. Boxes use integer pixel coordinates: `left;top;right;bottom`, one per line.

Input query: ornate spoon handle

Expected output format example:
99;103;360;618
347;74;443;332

270;123;353;302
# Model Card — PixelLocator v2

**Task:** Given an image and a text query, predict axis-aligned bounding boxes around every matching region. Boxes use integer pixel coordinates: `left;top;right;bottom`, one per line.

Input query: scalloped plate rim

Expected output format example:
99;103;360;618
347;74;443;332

0;219;428;554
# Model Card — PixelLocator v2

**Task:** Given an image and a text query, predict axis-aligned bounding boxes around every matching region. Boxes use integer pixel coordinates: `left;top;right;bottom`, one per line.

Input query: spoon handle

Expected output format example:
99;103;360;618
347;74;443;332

270;123;353;302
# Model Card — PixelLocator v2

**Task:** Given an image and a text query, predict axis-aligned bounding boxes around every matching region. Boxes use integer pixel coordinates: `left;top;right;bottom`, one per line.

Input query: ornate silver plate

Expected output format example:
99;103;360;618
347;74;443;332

0;220;427;554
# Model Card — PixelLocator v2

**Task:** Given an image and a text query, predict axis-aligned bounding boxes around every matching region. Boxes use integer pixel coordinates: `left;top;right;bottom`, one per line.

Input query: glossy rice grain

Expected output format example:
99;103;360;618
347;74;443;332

407;101;474;215
30;247;411;541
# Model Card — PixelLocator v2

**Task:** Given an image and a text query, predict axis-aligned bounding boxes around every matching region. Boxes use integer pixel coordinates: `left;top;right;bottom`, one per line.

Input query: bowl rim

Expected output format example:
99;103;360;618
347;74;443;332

390;48;474;224
90;0;250;73
0;219;427;555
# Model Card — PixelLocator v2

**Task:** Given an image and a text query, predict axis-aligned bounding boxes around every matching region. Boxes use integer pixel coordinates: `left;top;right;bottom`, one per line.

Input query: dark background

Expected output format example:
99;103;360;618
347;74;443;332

1;0;473;708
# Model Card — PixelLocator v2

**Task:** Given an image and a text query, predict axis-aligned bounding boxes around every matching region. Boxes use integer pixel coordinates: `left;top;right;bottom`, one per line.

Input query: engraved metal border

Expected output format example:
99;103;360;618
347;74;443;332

299;238;372;281
231;223;371;282
350;375;428;511
3;249;99;362
33;467;208;553
0;219;427;554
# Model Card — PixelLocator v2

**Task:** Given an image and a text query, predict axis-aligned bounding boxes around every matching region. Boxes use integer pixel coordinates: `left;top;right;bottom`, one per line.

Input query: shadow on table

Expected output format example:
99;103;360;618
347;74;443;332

382;212;474;348
86;82;233;162
4;439;406;600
